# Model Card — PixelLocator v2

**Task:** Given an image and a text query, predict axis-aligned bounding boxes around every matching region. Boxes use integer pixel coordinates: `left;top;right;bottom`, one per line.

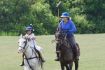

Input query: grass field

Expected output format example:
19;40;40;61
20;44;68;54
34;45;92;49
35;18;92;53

0;34;105;70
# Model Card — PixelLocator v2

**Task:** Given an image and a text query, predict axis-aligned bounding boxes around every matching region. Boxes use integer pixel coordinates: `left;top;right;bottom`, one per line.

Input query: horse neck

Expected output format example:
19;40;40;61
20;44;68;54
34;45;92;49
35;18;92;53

60;43;73;56
24;41;37;58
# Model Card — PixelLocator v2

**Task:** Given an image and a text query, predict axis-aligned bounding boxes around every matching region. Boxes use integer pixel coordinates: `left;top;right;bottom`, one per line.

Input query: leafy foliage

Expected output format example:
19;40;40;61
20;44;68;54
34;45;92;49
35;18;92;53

0;0;105;35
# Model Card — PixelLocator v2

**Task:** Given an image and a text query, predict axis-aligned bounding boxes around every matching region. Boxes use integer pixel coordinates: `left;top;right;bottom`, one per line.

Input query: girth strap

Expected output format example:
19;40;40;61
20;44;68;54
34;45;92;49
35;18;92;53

24;57;38;60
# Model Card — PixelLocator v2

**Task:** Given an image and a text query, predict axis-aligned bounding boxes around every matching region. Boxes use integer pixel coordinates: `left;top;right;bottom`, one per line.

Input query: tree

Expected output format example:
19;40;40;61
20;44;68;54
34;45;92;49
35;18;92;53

0;0;105;35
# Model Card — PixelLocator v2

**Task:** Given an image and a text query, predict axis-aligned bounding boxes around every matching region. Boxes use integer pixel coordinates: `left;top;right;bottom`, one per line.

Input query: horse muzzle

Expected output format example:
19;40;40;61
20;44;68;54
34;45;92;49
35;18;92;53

18;47;24;53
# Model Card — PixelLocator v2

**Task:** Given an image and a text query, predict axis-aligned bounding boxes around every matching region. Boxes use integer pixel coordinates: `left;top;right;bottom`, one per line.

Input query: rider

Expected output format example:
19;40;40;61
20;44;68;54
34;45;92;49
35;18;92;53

20;25;45;66
55;12;79;61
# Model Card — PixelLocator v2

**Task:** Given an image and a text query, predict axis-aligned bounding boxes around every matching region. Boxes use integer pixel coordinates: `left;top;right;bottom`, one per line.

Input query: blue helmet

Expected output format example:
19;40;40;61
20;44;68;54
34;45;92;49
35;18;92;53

26;26;33;31
60;12;70;18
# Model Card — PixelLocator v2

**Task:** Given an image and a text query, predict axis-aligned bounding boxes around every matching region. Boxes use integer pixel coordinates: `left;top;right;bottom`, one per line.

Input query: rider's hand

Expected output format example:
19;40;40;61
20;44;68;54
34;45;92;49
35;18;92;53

24;36;31;41
27;37;31;41
63;30;69;34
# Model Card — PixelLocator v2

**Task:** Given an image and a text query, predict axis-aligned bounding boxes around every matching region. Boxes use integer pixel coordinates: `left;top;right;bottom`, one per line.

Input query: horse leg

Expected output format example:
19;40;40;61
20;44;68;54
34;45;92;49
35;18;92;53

65;64;70;70
67;62;73;70
74;59;79;70
24;66;30;70
60;63;65;70
24;59;30;70
30;59;40;70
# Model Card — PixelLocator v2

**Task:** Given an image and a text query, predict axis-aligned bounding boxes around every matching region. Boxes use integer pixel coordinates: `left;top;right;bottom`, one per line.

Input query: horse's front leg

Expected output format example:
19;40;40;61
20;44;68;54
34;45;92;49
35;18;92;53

74;59;79;70
69;62;73;70
65;64;70;70
60;62;65;70
24;66;30;70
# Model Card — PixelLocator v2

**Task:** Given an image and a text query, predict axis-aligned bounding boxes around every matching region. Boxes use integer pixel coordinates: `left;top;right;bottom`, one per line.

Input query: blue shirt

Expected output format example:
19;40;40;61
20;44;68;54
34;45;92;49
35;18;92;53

58;19;77;33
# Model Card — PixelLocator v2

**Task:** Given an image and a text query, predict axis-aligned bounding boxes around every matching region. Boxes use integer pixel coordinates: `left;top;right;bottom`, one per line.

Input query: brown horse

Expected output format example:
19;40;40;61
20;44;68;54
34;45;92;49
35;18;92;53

55;30;79;70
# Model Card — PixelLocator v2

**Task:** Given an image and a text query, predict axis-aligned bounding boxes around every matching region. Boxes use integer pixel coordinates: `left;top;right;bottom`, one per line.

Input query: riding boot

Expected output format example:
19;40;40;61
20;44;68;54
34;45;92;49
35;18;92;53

55;52;60;61
20;54;24;66
39;52;45;62
36;49;45;62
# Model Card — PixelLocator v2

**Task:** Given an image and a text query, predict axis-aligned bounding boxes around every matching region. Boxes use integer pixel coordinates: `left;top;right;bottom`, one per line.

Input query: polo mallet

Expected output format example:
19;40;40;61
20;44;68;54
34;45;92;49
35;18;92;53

56;1;62;31
56;1;62;18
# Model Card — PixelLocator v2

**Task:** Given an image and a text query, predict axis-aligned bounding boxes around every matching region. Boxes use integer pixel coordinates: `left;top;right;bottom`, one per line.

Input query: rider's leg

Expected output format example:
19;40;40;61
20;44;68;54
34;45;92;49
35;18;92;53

55;43;60;61
39;51;45;62
68;35;79;60
35;49;45;62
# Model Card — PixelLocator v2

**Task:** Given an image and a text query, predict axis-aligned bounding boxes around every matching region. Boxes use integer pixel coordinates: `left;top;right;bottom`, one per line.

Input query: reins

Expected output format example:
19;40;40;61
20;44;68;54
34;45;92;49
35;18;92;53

21;39;34;70
55;31;71;48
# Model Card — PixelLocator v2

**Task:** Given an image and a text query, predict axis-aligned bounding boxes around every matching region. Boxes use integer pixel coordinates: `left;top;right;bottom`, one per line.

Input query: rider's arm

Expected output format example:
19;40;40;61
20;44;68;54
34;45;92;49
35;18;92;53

69;20;77;33
23;34;36;41
30;33;36;40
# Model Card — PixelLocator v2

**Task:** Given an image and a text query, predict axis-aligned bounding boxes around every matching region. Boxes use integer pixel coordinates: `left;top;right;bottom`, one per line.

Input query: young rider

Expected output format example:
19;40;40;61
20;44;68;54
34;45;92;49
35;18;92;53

20;25;45;66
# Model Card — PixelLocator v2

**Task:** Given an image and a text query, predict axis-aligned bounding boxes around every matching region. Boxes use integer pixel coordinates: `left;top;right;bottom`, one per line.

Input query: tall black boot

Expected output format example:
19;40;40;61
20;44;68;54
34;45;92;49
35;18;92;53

39;53;45;62
35;49;45;62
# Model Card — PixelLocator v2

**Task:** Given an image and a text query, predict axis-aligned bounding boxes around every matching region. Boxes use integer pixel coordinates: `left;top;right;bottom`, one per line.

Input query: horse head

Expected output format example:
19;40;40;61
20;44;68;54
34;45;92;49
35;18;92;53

55;30;68;46
55;30;72;58
18;34;43;70
18;34;27;53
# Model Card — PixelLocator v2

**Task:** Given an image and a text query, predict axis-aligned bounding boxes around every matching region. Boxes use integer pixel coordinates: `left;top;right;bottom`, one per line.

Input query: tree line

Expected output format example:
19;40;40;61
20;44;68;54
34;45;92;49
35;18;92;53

0;0;105;35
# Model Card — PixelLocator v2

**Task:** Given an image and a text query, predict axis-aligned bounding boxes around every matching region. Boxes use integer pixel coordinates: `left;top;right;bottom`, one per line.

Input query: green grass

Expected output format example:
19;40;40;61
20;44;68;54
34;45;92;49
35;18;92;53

0;34;105;70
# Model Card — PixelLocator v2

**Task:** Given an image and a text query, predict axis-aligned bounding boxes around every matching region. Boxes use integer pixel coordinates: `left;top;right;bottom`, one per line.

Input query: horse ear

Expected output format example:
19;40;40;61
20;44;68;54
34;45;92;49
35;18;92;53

19;34;23;38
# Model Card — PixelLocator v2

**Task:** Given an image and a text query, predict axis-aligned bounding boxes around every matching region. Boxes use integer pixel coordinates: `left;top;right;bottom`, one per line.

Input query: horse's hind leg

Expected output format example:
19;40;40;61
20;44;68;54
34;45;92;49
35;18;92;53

74;59;79;70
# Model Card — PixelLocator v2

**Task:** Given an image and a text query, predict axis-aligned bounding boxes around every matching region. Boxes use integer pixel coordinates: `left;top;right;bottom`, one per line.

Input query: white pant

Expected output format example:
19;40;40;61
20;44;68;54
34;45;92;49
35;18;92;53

29;40;43;52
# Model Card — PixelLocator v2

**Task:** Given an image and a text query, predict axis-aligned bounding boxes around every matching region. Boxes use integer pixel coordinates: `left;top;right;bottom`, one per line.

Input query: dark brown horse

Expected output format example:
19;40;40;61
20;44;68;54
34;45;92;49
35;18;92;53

55;30;79;70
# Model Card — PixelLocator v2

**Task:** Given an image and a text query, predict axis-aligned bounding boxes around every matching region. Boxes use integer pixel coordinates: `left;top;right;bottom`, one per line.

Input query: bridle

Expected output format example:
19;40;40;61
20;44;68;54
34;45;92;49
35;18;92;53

55;31;67;42
20;39;27;51
20;38;39;59
55;31;70;48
